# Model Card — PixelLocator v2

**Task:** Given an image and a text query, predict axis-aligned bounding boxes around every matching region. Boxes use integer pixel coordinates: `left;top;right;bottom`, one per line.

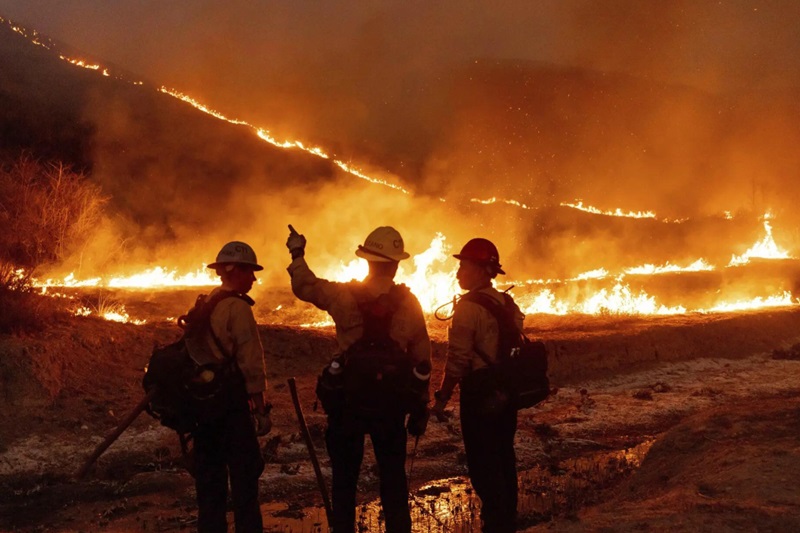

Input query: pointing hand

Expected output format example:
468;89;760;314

287;224;306;259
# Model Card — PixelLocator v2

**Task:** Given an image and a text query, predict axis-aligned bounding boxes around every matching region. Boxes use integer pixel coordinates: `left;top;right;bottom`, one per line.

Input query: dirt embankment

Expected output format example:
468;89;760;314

2;308;800;532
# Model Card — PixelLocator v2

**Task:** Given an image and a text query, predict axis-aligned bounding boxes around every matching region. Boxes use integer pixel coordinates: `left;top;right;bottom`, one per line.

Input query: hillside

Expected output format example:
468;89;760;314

0;20;336;227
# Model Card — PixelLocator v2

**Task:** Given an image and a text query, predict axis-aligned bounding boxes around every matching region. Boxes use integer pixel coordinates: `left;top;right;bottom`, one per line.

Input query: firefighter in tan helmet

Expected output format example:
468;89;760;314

287;225;431;533
192;241;271;533
432;237;525;533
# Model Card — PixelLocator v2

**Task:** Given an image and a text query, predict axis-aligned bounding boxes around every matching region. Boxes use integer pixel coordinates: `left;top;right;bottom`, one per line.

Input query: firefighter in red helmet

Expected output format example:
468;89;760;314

432;238;524;533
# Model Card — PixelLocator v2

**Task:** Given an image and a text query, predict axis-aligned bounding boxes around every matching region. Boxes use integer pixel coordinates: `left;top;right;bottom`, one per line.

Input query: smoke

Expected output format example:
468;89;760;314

3;1;800;287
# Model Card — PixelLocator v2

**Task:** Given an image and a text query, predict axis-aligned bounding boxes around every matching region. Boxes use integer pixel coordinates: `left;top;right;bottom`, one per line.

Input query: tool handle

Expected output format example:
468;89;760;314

75;389;157;479
288;377;333;522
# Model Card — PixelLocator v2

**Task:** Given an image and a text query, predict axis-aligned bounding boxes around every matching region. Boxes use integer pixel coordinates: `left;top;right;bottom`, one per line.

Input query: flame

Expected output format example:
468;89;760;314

561;200;657;219
158;87;411;194
74;304;146;325
728;214;792;266
470;197;533;209
706;292;795;313
59;56;102;70
624;259;715;275
322;233;459;313
33;267;217;289
517;281;687;316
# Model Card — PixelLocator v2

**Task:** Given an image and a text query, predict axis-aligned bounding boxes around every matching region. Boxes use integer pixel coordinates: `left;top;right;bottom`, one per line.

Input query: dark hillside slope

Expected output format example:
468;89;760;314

0;22;334;233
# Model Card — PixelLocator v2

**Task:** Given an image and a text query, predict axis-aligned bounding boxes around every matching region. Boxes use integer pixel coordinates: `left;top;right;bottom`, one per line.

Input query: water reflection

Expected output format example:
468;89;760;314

262;439;654;532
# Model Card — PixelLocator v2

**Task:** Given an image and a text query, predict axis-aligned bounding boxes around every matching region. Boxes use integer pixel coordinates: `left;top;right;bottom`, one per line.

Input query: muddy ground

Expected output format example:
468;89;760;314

2;296;800;532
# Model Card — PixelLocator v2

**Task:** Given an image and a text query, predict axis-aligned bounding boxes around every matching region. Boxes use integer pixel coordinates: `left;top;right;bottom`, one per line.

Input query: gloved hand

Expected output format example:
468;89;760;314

287;224;307;259
407;407;430;437
253;411;273;436
430;399;451;423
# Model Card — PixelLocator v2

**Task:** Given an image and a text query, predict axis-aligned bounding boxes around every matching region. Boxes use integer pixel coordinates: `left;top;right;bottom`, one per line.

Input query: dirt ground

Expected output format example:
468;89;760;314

2;296;800;532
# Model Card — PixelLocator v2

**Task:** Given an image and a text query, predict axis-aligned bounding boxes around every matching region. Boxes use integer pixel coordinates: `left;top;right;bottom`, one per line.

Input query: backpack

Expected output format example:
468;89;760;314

460;291;550;410
316;283;417;417
142;290;249;434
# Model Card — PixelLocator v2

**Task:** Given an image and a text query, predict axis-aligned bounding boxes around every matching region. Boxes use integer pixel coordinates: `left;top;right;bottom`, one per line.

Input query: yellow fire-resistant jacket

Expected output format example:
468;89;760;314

287;257;432;371
204;286;267;394
445;286;525;380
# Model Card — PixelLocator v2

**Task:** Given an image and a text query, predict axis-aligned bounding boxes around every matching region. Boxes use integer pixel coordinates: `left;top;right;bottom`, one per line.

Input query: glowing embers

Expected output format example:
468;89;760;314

728;215;792;266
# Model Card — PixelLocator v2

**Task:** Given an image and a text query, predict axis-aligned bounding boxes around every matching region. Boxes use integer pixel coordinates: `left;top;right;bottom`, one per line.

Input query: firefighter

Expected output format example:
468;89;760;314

193;241;272;533
286;225;431;533
431;238;524;533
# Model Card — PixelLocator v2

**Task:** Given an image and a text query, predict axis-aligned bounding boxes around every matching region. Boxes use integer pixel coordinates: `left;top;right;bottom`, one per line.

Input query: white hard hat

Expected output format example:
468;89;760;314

207;241;263;271
355;226;410;262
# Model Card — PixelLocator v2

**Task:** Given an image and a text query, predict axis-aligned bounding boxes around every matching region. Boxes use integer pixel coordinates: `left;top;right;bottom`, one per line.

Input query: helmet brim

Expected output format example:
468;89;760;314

453;254;505;275
356;246;409;262
207;261;264;271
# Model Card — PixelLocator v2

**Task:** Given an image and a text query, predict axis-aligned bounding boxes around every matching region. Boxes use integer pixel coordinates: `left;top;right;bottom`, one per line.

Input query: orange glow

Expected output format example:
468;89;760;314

5;16;799;322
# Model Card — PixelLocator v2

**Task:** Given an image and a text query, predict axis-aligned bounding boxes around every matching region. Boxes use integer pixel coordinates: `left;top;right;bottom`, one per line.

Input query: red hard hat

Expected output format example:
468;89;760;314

453;238;505;275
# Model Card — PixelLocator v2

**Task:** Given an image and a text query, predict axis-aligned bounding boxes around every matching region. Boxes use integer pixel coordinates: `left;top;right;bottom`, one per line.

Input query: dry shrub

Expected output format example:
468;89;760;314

0;154;106;270
0;154;106;333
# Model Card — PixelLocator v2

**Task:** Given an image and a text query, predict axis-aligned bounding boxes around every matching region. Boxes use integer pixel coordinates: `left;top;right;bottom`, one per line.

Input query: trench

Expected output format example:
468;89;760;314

259;439;654;532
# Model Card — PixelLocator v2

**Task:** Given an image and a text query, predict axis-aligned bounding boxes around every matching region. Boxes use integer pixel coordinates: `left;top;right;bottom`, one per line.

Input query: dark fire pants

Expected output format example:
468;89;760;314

325;412;411;533
193;391;265;533
460;387;518;533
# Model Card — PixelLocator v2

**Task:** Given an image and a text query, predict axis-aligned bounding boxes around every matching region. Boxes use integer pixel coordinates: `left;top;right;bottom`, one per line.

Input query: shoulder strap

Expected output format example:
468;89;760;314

180;290;253;360
348;282;406;342
459;291;522;366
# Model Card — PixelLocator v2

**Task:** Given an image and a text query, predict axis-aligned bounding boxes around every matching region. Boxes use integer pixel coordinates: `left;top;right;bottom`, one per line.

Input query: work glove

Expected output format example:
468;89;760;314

286;224;306;259
253;411;273;436
407;407;430;437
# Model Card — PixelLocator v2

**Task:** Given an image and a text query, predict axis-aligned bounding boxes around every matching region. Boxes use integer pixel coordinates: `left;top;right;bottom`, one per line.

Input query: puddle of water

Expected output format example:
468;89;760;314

261;439;654;532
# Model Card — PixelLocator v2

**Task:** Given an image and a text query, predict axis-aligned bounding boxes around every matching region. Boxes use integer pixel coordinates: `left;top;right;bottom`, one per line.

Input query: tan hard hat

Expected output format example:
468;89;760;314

355;226;410;262
207;241;263;271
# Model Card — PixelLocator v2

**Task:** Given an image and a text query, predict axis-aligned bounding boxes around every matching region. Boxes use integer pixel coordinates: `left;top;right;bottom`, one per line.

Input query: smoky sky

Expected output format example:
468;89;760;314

2;1;799;89
3;0;800;281
3;1;798;165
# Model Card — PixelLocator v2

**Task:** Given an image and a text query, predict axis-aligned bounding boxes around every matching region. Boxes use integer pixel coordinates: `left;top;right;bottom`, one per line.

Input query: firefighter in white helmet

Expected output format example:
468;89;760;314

287;225;431;533
191;241;271;533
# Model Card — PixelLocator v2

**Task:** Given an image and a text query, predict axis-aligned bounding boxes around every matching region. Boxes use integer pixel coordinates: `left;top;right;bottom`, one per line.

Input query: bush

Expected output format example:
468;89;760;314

0;154;106;333
0;154;106;272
